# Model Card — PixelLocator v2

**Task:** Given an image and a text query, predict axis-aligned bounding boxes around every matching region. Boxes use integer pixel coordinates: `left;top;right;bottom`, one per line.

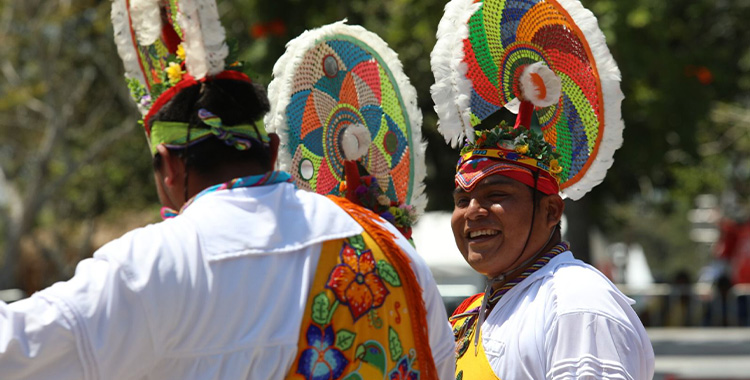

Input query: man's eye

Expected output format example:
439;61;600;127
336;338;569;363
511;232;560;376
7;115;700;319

454;197;469;207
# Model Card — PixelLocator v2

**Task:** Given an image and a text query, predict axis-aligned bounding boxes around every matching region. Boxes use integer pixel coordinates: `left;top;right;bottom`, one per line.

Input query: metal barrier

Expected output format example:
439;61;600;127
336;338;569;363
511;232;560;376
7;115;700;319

618;283;750;327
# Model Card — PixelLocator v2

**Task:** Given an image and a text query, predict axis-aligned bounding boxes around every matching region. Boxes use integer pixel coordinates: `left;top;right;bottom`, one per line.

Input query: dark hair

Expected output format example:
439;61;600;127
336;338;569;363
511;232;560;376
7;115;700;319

149;79;272;174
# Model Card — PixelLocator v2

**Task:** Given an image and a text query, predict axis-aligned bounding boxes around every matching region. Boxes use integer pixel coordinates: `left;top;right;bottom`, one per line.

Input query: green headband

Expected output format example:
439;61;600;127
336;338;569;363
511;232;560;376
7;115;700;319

148;109;270;155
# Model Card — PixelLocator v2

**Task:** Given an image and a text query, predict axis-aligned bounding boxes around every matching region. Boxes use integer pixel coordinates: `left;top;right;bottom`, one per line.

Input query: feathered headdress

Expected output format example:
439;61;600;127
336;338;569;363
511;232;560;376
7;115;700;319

264;20;427;237
111;0;255;147
431;0;624;200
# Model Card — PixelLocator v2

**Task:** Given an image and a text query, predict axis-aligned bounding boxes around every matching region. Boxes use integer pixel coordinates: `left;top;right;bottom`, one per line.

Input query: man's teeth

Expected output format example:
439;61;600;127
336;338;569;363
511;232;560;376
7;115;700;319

469;230;498;239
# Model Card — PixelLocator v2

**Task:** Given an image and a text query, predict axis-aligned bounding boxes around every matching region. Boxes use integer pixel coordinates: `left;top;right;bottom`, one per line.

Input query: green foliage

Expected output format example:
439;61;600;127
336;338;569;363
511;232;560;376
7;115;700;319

461;121;560;164
3;0;750;289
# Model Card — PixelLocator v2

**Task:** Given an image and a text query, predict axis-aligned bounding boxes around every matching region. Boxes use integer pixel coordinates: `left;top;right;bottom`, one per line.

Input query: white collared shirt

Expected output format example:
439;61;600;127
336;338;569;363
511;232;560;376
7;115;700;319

0;183;455;379
481;251;655;380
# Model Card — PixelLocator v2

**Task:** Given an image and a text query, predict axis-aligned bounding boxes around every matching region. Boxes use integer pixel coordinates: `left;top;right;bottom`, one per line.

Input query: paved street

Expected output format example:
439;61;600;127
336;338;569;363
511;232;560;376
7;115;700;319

649;328;750;379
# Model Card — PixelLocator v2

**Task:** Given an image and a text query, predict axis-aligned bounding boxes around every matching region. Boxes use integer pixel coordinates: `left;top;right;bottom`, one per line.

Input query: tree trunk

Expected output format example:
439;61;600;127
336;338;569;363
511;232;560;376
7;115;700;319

564;197;592;264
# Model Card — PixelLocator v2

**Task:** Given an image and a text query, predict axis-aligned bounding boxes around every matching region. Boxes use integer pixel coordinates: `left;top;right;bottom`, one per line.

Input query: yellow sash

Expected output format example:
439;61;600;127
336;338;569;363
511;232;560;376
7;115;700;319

451;296;500;380
284;196;437;380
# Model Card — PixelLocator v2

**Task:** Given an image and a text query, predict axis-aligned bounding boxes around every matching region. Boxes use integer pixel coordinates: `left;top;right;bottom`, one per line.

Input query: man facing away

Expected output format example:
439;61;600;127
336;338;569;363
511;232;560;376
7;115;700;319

447;124;655;379
0;3;455;376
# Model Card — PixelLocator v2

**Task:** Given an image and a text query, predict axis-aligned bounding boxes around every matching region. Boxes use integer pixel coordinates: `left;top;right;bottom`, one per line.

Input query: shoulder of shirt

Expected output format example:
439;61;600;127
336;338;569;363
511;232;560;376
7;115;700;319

535;252;636;319
177;183;363;258
91;183;365;269
372;214;435;283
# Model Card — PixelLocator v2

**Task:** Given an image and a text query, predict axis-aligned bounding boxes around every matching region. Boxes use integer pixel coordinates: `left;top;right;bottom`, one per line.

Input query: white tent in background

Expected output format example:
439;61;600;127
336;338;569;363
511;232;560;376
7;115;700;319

625;243;655;290
411;212;484;302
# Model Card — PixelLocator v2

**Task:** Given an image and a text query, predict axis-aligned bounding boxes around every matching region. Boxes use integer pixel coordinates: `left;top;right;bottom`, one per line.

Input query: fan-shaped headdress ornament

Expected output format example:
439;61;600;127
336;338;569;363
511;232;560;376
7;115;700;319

431;0;624;200
111;0;268;154
265;21;427;237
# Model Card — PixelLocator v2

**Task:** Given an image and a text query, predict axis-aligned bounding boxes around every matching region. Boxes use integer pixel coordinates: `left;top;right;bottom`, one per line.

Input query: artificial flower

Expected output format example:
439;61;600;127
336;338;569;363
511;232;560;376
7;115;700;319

176;43;186;61
166;62;184;84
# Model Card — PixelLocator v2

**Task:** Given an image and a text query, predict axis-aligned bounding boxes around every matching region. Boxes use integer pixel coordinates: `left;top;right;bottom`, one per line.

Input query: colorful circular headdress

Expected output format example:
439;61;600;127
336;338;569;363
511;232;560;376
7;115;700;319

430;0;624;200
111;0;262;154
265;21;428;217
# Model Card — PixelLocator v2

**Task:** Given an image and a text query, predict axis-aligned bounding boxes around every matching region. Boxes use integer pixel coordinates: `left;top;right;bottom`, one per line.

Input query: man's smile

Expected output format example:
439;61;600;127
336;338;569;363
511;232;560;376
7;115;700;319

466;228;501;241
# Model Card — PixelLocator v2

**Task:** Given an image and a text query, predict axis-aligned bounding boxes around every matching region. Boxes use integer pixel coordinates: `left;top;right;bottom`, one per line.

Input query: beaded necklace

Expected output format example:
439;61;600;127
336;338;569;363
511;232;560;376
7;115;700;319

450;241;570;358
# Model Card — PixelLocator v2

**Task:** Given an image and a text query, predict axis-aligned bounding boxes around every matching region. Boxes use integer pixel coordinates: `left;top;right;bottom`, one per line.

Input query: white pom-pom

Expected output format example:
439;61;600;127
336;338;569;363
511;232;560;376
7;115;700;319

341;123;372;160
519;62;562;108
129;0;162;45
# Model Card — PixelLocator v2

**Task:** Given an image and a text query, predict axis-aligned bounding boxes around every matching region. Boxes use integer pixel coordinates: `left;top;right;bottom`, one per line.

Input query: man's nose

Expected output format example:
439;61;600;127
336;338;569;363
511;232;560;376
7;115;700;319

465;198;488;220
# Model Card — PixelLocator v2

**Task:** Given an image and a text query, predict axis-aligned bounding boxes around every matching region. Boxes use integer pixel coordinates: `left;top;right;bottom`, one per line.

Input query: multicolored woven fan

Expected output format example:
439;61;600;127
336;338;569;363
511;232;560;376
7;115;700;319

265;21;427;215
431;0;624;200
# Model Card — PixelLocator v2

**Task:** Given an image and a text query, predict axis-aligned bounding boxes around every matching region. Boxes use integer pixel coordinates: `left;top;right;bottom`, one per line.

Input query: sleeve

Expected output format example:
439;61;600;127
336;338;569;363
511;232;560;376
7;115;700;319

0;244;158;380
413;256;457;380
545;312;654;380
0;294;89;380
384;222;456;380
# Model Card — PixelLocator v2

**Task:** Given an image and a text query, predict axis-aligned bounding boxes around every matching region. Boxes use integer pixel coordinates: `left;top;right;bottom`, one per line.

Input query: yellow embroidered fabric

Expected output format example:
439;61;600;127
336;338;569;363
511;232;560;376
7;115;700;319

451;296;500;380
285;228;435;380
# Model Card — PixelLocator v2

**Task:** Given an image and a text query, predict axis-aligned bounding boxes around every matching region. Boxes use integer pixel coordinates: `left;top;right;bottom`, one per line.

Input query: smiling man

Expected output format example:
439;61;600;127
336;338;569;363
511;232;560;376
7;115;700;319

431;0;656;378
446;124;654;380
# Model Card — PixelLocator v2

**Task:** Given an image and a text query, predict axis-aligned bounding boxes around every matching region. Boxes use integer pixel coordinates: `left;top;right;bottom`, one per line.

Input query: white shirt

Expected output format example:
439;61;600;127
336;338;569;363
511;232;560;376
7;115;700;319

0;182;455;380
481;251;655;380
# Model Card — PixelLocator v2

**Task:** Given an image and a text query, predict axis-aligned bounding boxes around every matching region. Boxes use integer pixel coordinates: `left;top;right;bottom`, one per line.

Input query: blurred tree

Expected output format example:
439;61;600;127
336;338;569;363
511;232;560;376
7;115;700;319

0;0;158;290
586;0;750;277
2;0;750;291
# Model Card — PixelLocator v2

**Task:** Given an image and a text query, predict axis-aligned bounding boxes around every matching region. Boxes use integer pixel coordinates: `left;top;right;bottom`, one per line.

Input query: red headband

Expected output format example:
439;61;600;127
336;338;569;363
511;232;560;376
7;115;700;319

455;157;560;195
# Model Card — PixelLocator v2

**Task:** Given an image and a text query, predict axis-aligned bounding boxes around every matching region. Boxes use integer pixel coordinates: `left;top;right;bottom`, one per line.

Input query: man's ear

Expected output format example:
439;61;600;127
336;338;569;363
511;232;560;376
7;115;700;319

155;144;184;188
542;194;565;229
268;133;280;169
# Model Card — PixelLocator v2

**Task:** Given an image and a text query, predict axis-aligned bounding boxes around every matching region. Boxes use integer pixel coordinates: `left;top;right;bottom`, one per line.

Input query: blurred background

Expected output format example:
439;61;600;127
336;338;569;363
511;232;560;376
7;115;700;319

1;0;750;378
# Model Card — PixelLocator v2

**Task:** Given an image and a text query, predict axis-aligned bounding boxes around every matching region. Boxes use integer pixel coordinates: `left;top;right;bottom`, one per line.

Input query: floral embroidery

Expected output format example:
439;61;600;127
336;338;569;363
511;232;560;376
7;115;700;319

389;356;419;380
297;324;349;380
326;242;389;321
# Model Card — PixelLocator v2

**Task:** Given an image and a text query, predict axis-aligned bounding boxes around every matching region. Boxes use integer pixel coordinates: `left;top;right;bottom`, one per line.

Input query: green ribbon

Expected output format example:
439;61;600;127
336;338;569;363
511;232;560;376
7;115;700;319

149;117;269;155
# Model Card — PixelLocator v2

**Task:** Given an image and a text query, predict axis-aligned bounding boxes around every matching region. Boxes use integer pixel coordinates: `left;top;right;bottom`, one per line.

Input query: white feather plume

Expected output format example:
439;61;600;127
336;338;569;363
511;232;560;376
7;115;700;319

556;0;624;201
265;20;429;216
111;0;149;116
519;62;562;108
128;0;162;45
430;0;481;148
341;124;372;160
177;0;228;79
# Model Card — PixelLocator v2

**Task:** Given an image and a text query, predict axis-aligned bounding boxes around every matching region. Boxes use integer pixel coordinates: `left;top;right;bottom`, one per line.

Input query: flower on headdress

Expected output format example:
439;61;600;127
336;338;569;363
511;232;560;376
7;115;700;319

139;94;152;109
166;62;184;84
176;43;186;61
377;194;391;207
549;159;563;174
515;144;529;154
